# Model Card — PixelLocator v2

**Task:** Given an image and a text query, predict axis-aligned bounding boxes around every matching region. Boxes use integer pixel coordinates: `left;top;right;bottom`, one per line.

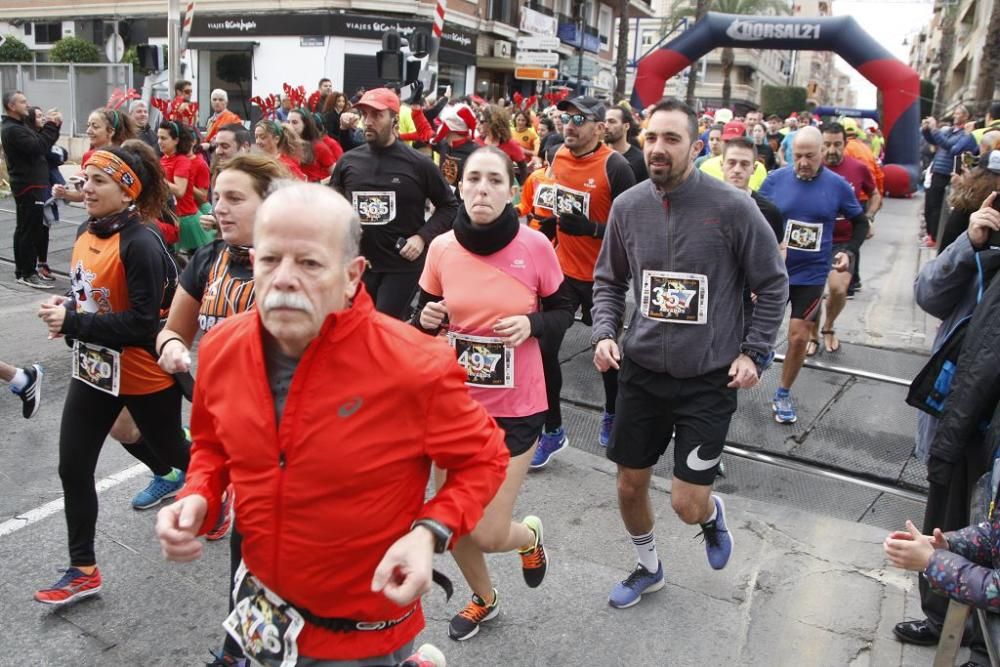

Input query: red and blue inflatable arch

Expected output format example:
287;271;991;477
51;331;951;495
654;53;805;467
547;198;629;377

632;13;920;193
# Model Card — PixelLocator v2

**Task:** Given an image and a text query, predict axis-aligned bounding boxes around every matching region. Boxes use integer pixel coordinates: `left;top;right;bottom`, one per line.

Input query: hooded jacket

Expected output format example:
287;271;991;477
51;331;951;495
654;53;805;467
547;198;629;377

1;114;61;196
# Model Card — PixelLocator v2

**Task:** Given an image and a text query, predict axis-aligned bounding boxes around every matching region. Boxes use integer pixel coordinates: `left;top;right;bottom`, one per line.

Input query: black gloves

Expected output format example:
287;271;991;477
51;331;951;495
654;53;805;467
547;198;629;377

535;216;557;240
558;212;602;238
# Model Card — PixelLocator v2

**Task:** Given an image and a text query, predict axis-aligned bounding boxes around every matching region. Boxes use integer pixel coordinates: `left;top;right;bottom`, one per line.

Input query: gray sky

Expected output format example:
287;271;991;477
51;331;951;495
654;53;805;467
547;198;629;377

832;0;934;108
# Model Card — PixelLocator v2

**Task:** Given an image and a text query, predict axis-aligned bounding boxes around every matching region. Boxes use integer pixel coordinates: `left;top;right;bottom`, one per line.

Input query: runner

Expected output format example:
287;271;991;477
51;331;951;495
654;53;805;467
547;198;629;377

517;145;559;237
33;144;189;606
330;88;458;320
720;136;785;244
511;109;540;162
592;98;787;607
699;121;768;190
434;103;479;193
253;119;307;181
287;108;336;183
758;127;869;424
156;153;290;667
53;107;137;207
159;121;214;253
816;122;881;355
415;146;572;640
605;105;648;183
0;360;42;418
156;183;507;665
532;96;636;464
694;124;722;168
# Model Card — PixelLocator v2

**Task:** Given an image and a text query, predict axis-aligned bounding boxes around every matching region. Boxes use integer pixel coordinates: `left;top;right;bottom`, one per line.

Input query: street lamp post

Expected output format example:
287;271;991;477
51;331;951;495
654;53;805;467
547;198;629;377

574;0;588;94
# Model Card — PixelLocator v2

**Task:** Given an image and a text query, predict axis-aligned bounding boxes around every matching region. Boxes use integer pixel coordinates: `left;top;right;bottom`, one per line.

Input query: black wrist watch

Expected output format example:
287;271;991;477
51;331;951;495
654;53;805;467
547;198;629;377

741;347;774;375
411;518;453;554
592;334;615;348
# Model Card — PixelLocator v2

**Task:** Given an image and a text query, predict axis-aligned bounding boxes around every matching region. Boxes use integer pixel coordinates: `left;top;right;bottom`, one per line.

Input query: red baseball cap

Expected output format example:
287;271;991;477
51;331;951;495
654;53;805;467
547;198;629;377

721;121;747;141
354;87;400;114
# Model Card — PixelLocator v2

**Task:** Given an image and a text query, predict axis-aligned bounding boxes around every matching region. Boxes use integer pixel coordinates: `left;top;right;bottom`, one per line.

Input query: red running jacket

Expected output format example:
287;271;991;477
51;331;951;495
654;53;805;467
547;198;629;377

179;285;509;659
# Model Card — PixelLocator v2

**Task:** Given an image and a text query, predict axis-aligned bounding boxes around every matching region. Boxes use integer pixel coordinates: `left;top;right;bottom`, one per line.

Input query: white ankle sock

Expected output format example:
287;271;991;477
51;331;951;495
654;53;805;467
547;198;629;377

704;498;718;524
629;530;659;572
9;368;28;392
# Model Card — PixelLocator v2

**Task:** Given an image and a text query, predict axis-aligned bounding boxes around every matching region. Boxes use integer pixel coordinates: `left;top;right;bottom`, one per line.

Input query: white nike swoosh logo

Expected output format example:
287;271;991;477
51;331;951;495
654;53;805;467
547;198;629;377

686;445;721;472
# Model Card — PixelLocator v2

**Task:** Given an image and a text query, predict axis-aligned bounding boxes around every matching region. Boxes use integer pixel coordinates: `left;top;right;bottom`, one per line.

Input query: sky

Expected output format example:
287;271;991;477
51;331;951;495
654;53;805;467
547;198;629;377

832;0;935;108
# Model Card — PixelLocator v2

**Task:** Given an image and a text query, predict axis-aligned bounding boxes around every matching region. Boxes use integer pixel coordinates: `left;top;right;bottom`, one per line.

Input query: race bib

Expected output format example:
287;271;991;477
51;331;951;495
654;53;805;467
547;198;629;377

784;219;823;252
533;183;557;212
447;333;514;388
352;191;396;225
223;561;305;667
72;341;120;395
640;271;708;324
554;185;590;218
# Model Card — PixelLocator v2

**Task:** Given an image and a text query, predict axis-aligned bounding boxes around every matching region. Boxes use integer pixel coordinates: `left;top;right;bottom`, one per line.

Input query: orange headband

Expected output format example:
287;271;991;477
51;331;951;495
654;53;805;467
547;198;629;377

84;150;142;201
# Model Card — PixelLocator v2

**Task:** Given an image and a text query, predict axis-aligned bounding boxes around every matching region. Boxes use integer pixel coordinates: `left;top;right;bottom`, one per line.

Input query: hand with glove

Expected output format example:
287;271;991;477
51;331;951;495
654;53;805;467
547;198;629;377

558;212;601;237
534;215;557;240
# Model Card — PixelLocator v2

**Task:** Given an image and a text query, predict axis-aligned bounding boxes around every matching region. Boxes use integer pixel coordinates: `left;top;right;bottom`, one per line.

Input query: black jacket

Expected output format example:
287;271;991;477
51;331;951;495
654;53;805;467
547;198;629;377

930;257;1000;464
1;114;61;196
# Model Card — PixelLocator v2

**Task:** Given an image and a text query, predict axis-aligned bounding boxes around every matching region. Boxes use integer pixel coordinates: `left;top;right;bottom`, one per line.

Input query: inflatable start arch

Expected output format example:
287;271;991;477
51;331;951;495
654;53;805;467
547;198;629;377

631;13;920;192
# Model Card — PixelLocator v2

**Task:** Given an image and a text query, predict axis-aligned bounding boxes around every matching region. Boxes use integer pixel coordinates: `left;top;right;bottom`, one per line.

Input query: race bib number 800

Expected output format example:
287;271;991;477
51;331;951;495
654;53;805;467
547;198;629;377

448;333;514;388
352;191;396;225
640;271;708;324
72;341;120;395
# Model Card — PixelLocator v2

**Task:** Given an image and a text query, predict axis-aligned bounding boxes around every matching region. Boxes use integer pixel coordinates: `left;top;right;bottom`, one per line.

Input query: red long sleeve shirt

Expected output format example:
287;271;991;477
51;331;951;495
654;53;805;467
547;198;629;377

179;285;508;659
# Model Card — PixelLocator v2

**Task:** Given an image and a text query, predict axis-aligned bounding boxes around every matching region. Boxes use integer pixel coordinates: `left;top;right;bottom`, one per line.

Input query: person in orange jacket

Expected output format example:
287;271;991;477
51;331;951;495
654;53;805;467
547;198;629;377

156;183;508;664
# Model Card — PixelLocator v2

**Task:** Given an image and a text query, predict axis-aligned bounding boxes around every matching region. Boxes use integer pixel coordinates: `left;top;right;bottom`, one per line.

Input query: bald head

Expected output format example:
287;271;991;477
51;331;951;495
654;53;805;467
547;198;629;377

793;125;822;149
981;130;1000;154
256;183;360;265
791;126;823;180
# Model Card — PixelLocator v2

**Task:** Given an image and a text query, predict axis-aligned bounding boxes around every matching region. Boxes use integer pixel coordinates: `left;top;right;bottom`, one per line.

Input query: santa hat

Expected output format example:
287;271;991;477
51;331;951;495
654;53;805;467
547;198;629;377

433;103;478;144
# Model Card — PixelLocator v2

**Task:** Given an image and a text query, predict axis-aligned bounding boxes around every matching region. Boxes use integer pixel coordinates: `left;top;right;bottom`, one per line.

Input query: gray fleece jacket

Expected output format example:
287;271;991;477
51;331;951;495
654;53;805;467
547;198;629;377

592;169;788;378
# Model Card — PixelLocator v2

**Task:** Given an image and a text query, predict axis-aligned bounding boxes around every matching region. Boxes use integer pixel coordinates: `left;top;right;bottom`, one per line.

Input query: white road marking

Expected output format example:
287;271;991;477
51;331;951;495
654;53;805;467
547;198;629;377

0;463;147;538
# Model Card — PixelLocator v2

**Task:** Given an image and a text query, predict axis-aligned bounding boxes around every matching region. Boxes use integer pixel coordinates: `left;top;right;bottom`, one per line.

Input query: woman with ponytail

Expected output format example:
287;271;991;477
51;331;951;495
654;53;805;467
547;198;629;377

34;142;190;606
159;120;215;253
287;108;335;183
254;119;307;181
53;107;137;205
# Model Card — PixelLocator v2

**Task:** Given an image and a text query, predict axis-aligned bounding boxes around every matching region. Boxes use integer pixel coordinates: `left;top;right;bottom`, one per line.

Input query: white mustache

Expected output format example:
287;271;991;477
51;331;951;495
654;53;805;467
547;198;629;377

263;291;314;313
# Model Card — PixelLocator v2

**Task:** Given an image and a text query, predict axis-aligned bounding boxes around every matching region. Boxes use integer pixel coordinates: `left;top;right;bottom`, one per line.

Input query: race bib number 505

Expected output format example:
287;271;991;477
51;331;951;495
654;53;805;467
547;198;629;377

448;333;514;388
640;271;708;324
352;191;396;225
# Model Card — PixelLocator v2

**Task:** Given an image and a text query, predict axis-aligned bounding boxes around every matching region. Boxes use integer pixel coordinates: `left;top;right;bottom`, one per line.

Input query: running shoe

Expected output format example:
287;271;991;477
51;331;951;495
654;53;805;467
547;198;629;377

17;274;53;289
131;469;185;510
772;389;797;424
205;649;247;667
599;411;615;447
698;495;733;570
608;561;664;609
921;236;937;249
34;567;102;605
530;427;568;469
518;515;547;588
400;644;447;667
36;264;56;281
448;589;499;641
206;484;235;541
11;364;43;419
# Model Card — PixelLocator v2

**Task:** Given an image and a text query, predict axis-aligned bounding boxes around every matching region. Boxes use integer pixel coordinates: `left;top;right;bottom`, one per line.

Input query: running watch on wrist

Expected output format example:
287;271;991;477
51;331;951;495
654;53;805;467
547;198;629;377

411;518;453;553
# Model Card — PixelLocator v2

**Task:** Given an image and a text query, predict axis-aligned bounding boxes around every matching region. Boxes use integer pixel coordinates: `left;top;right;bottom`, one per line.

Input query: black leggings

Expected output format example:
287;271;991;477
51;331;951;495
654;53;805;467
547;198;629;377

362;270;421;321
222;524;245;658
59;379;188;566
539;276;618;431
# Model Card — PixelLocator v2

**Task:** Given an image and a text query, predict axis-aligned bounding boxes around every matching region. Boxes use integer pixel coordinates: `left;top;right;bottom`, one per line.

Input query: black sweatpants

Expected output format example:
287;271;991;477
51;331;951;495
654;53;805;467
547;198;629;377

59;379;188;566
13;192;45;279
362;270;421;321
539;275;618;431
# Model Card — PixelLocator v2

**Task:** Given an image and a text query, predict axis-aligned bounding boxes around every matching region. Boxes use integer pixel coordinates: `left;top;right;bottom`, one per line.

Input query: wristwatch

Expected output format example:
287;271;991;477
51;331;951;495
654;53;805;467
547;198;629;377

411;518;453;554
592;334;615;348
741;347;774;376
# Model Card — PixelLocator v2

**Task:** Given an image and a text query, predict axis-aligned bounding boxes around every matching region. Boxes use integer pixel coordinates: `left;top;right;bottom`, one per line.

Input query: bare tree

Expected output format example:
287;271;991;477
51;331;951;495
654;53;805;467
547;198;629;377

615;0;631;101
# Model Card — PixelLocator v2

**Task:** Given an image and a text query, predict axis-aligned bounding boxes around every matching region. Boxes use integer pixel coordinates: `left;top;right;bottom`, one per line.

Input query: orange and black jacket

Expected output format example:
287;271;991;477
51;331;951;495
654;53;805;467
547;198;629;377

178;239;255;334
63;214;178;395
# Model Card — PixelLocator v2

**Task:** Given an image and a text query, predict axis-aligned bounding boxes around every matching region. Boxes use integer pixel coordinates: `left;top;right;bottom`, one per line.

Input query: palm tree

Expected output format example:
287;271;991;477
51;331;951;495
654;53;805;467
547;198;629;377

615;0;630;100
684;0;712;106
680;0;787;108
974;0;1000;108
932;2;956;117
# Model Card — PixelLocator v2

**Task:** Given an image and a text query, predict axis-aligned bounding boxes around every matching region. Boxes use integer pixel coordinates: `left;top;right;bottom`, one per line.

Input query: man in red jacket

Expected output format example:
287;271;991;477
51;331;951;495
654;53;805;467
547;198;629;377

156;183;508;665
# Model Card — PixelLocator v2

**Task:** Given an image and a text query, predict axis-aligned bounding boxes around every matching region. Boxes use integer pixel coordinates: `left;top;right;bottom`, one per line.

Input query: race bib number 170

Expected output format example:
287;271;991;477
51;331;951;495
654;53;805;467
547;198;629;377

447;333;514;388
223;561;304;667
72;341;121;395
352;191;396;225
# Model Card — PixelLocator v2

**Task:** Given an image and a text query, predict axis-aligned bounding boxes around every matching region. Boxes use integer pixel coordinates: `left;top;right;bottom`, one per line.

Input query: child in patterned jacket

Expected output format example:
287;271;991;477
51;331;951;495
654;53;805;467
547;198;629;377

885;518;1000;610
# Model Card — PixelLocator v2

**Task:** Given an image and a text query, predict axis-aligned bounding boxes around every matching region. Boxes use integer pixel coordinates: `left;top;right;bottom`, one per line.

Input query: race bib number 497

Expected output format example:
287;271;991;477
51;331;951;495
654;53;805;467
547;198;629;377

352;191;396;225
640;271;708;324
784;219;823;252
448;333;514;388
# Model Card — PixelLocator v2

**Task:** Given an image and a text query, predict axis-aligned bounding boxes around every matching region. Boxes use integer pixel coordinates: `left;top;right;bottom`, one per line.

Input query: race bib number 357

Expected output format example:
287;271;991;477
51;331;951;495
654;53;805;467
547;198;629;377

352;191;396;225
448;333;514;388
640;271;708;324
72;341;120;395
554;185;590;218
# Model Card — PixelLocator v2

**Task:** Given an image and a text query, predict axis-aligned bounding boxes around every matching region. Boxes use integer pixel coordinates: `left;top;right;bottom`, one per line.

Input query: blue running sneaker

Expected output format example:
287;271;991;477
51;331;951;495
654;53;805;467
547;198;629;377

599;411;615;447
132;469;185;510
530;427;568;469
772;388;797;424
608;561;664;608
698;495;733;570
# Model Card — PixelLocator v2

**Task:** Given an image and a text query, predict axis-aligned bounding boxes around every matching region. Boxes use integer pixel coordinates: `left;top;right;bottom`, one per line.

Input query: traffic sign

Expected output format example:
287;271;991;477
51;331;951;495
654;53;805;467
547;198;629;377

514;67;559;81
517;35;561;50
515;50;559;66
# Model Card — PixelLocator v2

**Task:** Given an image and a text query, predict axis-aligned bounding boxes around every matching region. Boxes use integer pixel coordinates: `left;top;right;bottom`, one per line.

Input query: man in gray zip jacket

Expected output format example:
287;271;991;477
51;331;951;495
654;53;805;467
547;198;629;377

591;98;788;609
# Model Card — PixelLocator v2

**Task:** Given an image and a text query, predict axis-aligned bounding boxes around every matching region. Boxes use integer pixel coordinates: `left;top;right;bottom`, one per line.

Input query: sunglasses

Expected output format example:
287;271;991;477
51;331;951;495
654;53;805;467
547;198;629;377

560;113;593;127
183;88;193;94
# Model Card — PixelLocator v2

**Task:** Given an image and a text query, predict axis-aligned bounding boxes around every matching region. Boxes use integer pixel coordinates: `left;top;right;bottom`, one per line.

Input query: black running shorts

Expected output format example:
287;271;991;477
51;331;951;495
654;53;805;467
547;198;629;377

788;284;825;321
606;357;737;485
496;411;546;457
